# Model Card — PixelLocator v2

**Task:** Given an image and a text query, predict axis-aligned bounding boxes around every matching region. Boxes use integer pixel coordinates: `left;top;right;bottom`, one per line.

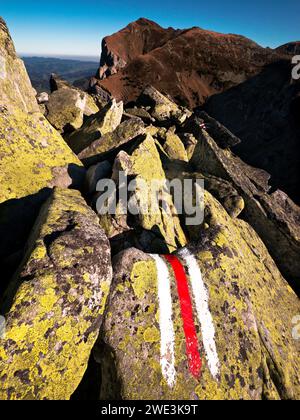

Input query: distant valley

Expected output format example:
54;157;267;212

21;56;99;92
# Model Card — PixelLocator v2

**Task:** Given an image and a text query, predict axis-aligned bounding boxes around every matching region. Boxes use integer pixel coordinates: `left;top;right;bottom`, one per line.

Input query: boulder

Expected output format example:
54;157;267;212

46;85;99;133
0;18;39;114
163;165;245;220
96;192;300;400
194;111;241;149
125;107;154;123
66;99;124;154
182;112;241;149
0;107;83;205
137;86;191;124
178;133;198;160
204;174;245;218
85;161;112;195
78;117;145;166
37;92;49;104
49;73;73;92
0;188;112;400
96;134;187;253
191;128;300;292
161;129;188;162
0;18;85;293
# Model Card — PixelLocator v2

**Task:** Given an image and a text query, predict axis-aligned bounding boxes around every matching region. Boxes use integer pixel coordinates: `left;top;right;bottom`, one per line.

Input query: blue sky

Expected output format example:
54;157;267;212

1;0;299;57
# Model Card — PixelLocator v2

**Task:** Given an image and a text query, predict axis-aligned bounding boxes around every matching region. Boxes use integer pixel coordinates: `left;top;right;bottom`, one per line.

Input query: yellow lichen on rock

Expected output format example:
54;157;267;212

0;107;83;204
0;18;39;114
129;134;187;251
162;131;188;162
97;192;300;400
0;188;112;400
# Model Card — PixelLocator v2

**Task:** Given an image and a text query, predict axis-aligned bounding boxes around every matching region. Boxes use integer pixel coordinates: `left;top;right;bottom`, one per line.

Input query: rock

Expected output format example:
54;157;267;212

178;133;198;160
205;60;300;204
0;107;83;205
163;165;244;220
78;117;145;166
137;86;191;124
195;111;241;149
125;107;154;123
161;129;188;162
182;112;241;149
96;134;187;253
66;99;124;154
0;19;85;295
0;188;112;400
88;77;112;106
85;161;112;194
191;129;300;292
0;18;39;113
37;92;49;104
96;193;300;400
49;73;71;92
39;103;47;115
46;83;99;133
203;174;245;218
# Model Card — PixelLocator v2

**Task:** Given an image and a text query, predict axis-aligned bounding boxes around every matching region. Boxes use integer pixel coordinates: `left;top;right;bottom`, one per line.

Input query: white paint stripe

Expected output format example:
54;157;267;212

151;254;176;387
178;248;220;379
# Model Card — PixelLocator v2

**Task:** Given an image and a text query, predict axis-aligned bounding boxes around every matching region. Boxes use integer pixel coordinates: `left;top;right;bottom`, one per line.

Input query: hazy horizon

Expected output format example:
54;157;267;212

2;1;300;56
19;53;100;62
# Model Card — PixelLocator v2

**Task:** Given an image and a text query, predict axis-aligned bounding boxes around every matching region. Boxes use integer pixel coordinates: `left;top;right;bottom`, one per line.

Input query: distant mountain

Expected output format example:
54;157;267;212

91;18;300;204
22;56;98;92
93;18;282;108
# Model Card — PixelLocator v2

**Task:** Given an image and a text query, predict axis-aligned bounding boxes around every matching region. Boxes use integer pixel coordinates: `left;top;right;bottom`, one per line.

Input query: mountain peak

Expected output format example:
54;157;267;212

134;17;161;26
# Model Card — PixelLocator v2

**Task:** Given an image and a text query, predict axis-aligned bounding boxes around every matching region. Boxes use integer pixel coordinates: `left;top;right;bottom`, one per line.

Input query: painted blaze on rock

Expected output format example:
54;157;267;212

0;188;112;400
97;193;300;400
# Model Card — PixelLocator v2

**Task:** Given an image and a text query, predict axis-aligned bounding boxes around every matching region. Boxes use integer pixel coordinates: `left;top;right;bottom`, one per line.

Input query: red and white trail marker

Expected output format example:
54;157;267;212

151;249;220;387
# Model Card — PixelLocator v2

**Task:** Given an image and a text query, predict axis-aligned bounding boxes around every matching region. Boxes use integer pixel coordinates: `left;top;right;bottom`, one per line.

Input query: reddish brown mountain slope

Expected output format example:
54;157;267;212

93;18;282;107
97;18;182;79
276;42;300;55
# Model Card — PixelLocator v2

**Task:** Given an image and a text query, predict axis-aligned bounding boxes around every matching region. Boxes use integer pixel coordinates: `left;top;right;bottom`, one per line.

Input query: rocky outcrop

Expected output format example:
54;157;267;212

93;18;281;108
0;18;39;113
0;188;112;400
96;192;300;399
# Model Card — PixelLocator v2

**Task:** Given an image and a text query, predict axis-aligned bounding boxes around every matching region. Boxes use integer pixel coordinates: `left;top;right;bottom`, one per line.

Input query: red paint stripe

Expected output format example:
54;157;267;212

164;255;202;379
